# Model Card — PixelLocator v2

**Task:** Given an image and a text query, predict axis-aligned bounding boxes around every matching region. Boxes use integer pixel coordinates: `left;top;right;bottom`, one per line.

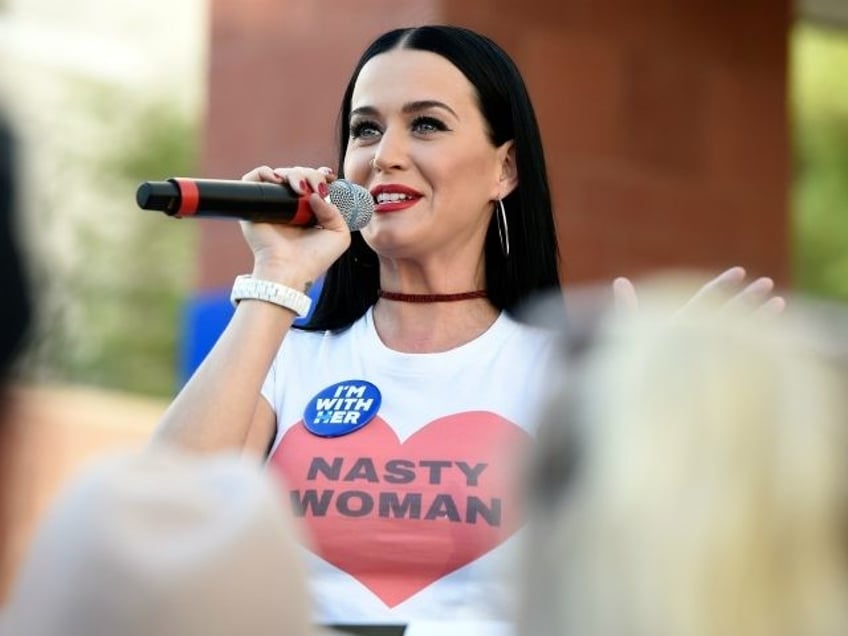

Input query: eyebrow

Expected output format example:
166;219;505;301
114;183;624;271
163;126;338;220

350;100;460;120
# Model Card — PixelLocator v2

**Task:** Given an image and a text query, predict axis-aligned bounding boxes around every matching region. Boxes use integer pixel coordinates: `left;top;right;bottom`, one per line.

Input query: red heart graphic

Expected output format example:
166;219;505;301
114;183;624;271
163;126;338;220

268;412;533;608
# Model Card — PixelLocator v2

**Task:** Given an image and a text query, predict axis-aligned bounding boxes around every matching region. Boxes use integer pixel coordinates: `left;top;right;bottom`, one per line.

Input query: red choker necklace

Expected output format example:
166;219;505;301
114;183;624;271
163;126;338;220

377;289;488;303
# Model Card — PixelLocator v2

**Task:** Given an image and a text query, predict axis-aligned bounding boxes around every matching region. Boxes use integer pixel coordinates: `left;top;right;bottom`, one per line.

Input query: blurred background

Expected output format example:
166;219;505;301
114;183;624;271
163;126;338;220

0;0;846;598
1;0;204;396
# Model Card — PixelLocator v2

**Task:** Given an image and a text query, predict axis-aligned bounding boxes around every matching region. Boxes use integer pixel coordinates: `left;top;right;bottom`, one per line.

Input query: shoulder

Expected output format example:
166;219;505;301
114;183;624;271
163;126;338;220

500;311;560;348
278;314;370;362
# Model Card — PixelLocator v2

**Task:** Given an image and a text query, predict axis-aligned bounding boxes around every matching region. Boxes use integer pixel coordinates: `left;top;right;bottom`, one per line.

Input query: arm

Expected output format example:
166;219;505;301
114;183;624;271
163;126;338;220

151;166;351;455
151;298;295;454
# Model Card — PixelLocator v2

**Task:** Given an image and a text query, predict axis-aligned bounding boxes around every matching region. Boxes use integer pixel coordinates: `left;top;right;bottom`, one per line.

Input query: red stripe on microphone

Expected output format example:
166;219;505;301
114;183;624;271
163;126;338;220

290;196;314;226
173;178;199;216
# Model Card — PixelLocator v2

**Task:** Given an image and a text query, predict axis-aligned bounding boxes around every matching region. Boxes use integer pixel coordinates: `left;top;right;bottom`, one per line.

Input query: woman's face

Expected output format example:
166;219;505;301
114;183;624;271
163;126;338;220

344;48;515;263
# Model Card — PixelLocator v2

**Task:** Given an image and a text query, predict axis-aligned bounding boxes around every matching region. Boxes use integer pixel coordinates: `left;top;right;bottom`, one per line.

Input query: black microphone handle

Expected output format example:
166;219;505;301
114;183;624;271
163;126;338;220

136;178;313;225
137;177;374;231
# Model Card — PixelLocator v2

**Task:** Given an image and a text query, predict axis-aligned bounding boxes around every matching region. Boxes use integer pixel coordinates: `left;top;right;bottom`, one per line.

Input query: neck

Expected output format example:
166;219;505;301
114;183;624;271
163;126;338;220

372;298;499;353
377;289;487;303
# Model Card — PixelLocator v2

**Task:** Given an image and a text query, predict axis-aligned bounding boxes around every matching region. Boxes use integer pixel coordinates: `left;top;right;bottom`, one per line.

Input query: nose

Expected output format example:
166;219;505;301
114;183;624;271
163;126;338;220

371;125;408;172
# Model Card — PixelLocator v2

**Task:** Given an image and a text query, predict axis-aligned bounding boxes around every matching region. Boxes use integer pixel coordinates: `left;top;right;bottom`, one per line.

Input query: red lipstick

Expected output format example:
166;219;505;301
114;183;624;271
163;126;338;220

370;184;423;214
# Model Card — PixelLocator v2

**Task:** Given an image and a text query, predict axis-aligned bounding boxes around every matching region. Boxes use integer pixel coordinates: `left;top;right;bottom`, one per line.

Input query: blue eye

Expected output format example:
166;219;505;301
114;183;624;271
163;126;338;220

350;120;382;140
412;116;449;134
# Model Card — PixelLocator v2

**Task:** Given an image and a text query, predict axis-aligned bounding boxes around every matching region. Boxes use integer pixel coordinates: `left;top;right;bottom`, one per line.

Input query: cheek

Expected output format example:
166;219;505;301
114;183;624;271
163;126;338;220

432;150;498;199
343;150;369;184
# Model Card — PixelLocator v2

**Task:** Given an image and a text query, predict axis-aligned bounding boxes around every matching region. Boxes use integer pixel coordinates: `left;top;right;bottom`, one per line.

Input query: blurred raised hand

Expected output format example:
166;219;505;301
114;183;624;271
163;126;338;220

613;267;786;317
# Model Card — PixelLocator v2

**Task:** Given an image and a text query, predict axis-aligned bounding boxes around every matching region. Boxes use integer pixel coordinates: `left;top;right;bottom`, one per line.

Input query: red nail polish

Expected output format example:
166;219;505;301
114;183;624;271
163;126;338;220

299;179;313;194
317;182;329;198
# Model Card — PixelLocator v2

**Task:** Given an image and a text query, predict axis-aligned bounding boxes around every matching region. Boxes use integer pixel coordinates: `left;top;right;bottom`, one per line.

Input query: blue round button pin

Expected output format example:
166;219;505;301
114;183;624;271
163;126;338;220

303;380;382;437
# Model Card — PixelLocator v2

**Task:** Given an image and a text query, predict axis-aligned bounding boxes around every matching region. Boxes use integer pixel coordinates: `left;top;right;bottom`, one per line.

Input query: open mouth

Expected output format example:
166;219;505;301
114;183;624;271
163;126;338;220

375;192;417;204
371;185;423;213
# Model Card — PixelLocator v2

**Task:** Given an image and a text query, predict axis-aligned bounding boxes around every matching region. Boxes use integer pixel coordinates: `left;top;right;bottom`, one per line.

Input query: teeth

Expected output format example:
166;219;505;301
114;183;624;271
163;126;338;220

376;192;413;203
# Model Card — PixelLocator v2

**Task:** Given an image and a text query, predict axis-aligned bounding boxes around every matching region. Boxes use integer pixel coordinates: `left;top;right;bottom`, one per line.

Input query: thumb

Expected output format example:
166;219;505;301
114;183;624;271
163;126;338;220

308;191;349;233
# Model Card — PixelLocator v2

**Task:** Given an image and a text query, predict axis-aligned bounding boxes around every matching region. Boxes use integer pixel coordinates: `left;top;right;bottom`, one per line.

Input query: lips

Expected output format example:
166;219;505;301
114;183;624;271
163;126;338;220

370;184;423;214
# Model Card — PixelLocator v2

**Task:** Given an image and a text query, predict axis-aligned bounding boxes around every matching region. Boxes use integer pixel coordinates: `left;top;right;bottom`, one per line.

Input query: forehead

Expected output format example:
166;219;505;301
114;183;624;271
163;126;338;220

351;49;478;112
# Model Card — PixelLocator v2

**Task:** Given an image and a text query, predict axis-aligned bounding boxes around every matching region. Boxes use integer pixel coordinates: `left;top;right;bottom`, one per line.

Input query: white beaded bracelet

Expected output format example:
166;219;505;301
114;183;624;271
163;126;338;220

229;274;312;318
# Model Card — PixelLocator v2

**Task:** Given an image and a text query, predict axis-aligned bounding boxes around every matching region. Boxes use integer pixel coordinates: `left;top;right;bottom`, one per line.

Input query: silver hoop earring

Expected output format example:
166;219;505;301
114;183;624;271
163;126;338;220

496;198;510;258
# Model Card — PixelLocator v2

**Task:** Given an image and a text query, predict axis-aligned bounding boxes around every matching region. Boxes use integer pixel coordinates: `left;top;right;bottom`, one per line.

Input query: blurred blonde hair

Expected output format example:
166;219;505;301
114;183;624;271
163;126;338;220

520;275;848;636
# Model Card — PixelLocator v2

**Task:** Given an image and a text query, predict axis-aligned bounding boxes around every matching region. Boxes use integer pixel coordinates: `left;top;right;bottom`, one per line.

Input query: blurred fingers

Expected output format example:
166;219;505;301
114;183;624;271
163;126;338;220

722;276;776;313
612;277;639;314
682;266;747;311
752;295;787;318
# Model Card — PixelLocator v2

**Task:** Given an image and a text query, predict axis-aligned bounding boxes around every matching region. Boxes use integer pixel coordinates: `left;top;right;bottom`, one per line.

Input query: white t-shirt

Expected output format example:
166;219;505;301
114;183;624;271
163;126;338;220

261;307;557;627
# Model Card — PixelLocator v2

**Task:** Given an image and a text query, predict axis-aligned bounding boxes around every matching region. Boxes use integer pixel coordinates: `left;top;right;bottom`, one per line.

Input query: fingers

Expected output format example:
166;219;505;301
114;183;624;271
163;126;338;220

676;267;786;318
617;267;787;323
241;165;337;194
681;266;747;310
306;190;350;232
240;165;347;229
715;272;786;317
612;277;639;314
271;166;337;197
752;295;787;318
722;276;776;313
241;165;282;183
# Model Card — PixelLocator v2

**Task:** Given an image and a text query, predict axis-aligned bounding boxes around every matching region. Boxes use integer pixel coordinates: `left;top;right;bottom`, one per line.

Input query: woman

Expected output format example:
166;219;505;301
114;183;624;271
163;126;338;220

154;25;781;628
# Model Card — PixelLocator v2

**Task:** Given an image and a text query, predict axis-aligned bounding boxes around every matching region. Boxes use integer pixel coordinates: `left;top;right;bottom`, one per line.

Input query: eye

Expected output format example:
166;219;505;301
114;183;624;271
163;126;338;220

350;119;382;141
411;116;450;135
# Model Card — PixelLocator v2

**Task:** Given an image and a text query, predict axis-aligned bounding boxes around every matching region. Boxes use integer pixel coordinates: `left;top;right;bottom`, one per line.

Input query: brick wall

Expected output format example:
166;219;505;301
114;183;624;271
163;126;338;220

197;0;790;291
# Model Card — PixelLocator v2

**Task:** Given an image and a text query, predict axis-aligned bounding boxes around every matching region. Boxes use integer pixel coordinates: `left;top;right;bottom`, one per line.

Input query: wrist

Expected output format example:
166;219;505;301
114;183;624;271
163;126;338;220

251;261;315;294
230;274;313;318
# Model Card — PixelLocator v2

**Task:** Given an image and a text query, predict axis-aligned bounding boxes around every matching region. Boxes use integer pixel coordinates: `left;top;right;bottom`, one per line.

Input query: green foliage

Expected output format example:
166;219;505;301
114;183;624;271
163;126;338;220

86;92;198;395
791;24;848;302
104;101;200;183
23;81;200;397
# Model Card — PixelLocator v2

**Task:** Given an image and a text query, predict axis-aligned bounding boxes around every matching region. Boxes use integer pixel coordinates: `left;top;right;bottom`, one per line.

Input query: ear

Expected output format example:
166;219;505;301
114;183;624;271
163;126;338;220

493;140;518;200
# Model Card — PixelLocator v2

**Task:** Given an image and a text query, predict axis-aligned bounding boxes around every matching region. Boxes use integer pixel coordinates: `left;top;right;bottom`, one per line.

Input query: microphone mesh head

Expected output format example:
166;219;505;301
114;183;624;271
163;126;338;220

328;180;374;231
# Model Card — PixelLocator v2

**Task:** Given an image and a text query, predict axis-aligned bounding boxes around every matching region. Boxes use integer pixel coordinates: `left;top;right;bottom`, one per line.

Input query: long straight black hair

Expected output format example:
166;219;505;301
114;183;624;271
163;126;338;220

303;25;561;331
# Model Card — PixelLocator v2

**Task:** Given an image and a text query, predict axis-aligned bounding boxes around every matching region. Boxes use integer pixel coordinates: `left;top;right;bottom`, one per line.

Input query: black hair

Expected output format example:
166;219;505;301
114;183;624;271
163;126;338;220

303;25;561;331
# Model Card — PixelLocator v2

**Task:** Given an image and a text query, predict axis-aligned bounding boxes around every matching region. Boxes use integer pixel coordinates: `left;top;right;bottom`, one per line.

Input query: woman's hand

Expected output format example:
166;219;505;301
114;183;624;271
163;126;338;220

613;267;787;317
239;165;352;289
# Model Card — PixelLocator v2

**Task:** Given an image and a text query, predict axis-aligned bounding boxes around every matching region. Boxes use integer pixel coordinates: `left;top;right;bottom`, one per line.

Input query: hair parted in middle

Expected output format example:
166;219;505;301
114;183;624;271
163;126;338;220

302;25;561;332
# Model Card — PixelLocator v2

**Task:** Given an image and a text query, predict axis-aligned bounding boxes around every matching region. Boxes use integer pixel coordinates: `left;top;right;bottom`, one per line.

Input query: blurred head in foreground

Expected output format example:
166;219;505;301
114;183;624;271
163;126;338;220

1;450;314;636
0;113;32;557
520;275;848;636
0;115;30;385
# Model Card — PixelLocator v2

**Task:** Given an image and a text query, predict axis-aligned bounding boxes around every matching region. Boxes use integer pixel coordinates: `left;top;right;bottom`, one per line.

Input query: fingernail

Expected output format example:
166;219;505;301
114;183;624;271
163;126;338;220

298;179;314;194
755;277;774;291
317;182;329;199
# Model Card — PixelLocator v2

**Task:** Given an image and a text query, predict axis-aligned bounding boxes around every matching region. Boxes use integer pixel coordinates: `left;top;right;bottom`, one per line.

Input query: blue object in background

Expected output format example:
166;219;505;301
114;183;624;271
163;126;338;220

178;277;324;386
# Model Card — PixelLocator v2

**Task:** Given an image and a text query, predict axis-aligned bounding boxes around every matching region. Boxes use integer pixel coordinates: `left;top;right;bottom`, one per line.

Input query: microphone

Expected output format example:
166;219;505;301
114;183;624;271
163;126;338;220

136;177;374;231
